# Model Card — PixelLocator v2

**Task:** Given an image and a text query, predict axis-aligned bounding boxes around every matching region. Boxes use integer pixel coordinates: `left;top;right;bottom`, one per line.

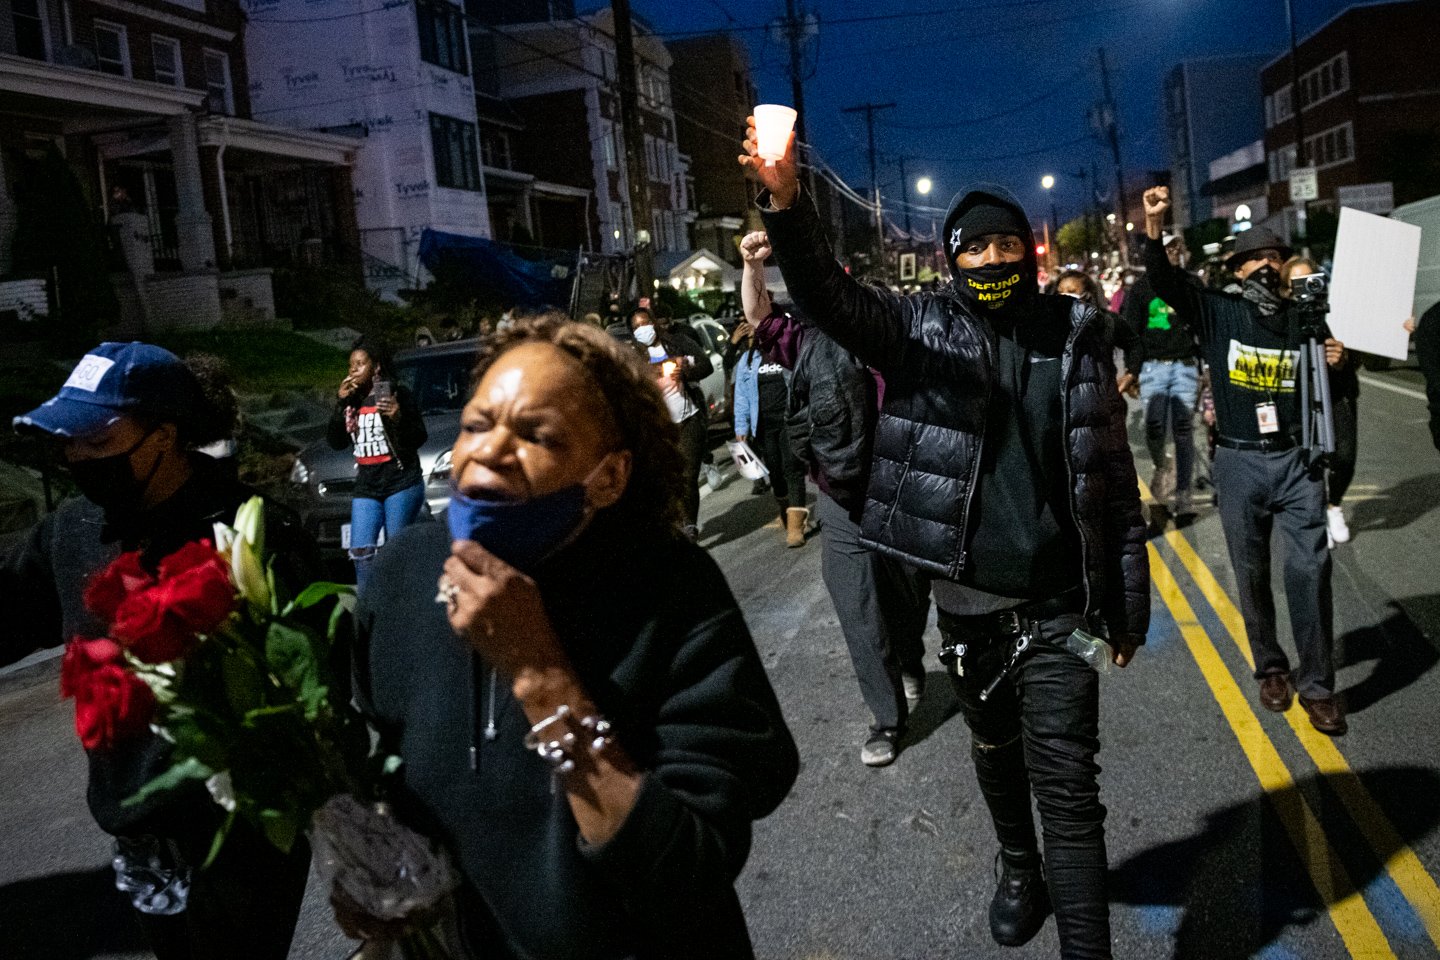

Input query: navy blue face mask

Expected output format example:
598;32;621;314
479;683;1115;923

445;461;608;573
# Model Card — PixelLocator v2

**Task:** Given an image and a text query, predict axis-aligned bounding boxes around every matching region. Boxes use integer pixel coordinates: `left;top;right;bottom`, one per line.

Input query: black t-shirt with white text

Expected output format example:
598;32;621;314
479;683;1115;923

327;385;426;500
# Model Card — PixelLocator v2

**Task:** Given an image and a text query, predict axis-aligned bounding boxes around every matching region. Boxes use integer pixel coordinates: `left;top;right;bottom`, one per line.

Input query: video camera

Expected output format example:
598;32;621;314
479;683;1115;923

1292;272;1328;302
1291;272;1330;337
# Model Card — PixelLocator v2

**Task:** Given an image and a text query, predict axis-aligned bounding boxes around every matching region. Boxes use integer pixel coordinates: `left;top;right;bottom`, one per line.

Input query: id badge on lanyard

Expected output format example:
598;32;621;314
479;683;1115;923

1255;401;1280;435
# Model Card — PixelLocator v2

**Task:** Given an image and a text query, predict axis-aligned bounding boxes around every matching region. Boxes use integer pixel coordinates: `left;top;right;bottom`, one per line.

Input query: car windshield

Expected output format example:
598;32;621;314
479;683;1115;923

394;351;475;415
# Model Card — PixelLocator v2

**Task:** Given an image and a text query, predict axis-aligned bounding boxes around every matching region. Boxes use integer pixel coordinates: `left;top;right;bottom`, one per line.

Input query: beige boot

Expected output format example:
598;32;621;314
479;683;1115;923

785;507;808;548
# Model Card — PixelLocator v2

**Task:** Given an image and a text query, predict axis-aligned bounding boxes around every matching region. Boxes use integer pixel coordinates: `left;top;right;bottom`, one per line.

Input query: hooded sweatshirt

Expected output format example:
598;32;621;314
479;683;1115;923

931;185;1083;611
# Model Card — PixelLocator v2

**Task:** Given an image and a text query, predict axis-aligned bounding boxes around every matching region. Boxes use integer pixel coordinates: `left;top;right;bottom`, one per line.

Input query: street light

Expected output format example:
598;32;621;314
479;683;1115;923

916;176;933;196
1040;175;1058;266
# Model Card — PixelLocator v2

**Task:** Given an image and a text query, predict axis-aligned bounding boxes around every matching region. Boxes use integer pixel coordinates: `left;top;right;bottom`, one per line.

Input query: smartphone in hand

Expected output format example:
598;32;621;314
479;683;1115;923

372;379;394;402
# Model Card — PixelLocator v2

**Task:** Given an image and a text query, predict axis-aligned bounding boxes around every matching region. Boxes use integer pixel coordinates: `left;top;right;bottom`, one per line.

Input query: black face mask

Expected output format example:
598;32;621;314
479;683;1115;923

1248;264;1283;293
956;262;1030;312
66;428;164;512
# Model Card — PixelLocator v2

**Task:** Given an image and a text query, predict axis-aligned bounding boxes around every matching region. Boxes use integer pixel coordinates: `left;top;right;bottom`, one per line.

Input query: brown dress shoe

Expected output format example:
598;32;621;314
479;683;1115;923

1259;673;1293;713
1299;696;1347;735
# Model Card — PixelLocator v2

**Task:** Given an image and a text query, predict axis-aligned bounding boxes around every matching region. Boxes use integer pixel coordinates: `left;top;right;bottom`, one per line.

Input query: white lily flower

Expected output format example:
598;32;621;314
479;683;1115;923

228;497;270;614
212;520;234;553
205;771;237;812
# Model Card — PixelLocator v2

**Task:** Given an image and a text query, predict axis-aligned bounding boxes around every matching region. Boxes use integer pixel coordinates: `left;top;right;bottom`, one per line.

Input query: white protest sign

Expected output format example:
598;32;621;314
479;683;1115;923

726;440;770;481
1326;207;1421;362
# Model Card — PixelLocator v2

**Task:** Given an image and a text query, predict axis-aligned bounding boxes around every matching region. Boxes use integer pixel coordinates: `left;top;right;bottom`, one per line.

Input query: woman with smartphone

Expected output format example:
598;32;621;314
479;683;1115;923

327;338;428;587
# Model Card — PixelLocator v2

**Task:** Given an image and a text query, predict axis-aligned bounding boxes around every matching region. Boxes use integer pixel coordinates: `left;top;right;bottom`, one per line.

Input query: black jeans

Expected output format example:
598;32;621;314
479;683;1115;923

677;412;709;528
756;412;807;506
940;610;1111;960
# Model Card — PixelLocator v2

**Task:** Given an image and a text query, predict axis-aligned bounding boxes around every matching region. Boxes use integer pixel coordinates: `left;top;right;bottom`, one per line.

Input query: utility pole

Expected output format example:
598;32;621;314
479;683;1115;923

842;100;896;279
612;0;653;303
1284;0;1309;249
782;0;819;203
898;155;912;235
1098;47;1130;268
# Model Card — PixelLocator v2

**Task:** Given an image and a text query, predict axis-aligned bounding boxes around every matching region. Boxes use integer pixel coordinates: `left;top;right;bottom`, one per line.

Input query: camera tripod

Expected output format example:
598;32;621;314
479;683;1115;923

1295;304;1335;463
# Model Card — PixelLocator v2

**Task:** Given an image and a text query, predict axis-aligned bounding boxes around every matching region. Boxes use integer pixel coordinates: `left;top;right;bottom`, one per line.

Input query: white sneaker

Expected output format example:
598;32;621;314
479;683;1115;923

1327;505;1351;545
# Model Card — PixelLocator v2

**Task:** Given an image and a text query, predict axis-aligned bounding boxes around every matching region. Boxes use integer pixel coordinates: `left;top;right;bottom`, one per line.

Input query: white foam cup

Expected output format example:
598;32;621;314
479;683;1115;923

753;104;797;166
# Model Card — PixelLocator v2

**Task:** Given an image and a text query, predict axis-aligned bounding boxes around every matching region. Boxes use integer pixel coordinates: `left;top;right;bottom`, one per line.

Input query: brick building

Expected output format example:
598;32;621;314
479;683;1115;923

1262;0;1440;231
668;32;759;266
0;0;361;330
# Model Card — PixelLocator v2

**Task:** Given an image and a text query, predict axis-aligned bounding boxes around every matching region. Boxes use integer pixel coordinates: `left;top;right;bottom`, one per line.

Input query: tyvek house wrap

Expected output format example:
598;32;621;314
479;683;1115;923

242;0;492;283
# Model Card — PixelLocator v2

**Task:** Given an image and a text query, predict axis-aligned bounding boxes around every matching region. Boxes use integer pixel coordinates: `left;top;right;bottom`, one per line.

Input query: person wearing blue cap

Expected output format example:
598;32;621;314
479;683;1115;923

3;341;317;960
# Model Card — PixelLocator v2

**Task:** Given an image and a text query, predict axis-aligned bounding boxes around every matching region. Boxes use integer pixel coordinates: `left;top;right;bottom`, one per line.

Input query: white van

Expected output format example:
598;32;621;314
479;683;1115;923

1391;193;1440;317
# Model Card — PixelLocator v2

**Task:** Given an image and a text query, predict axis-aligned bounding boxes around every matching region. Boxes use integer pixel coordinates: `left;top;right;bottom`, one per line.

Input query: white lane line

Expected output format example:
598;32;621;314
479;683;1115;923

1358;372;1427;401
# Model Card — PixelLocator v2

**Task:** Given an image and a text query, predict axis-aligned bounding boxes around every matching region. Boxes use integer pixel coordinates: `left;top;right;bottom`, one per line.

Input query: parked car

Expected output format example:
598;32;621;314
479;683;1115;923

676;315;731;423
285;338;480;568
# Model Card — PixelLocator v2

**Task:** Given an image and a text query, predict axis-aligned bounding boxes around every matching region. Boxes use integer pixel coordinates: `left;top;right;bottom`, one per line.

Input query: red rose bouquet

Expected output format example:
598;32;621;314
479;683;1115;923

64;496;458;959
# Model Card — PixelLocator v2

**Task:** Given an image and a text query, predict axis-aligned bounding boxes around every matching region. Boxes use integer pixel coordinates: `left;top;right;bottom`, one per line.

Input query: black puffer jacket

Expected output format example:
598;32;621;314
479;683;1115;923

786;326;877;516
760;184;1148;642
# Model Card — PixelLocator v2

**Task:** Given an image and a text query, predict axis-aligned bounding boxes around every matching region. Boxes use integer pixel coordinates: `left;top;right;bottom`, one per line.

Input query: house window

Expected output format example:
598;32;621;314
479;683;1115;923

93;20;130;77
203;49;233;114
602;121;617;170
1264;94;1274;129
1333;53;1347;92
152;36;182;86
12;0;48;61
480;129;510;170
429;113;481;191
416;0;468;74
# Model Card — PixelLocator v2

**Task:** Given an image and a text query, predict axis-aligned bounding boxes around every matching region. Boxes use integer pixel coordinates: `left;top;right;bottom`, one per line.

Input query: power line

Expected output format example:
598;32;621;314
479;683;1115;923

878;66;1089;130
648;0;1069;39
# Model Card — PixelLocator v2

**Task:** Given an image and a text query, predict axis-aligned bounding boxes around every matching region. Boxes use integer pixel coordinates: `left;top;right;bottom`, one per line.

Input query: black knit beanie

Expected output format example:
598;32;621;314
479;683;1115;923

946;197;1028;259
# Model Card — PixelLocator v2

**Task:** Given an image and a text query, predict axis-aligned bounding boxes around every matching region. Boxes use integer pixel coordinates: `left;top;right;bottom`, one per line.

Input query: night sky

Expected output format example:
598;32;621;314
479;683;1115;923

579;0;1361;231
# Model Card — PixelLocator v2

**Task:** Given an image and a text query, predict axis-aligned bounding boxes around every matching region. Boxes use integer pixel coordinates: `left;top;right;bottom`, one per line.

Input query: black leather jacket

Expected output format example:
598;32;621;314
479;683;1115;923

761;189;1149;643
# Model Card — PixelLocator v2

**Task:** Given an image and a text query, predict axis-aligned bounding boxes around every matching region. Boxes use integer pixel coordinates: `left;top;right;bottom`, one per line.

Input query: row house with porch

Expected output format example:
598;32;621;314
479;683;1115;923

0;0;362;331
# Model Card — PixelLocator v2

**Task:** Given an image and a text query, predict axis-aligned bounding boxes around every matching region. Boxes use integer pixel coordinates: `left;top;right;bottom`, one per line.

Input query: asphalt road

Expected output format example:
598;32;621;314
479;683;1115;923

2;361;1438;960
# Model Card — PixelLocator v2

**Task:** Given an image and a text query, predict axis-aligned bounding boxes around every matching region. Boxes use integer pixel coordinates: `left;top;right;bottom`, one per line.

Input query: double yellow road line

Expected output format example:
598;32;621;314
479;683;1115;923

1142;482;1440;957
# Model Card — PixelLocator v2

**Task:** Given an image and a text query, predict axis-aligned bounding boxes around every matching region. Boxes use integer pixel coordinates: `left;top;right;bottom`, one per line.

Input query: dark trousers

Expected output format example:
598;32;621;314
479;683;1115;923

816;494;929;731
1328;394;1357;505
940;610;1110;959
1213;446;1335;698
137;828;310;960
677;412;709;528
756;413;807;507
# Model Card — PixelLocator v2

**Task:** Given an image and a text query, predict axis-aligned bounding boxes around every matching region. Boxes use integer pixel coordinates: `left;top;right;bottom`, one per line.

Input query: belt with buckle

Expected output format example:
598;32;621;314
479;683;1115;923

937;587;1086;694
1216;434;1298;452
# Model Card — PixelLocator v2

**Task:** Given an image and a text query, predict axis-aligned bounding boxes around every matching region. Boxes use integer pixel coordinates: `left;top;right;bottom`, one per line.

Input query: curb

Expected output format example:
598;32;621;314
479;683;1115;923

0;645;63;698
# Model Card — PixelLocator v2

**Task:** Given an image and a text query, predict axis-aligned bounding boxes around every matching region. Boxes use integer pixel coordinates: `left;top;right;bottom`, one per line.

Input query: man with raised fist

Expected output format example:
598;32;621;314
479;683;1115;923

1140;185;1348;736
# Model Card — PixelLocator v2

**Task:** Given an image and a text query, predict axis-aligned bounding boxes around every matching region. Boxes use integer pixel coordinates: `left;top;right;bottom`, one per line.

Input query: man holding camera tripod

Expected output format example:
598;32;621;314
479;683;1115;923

1142;186;1349;735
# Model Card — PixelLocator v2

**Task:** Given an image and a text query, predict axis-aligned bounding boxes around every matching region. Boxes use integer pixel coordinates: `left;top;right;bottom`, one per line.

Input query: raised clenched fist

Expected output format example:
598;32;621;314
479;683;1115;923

1143;186;1171;220
739;231;772;263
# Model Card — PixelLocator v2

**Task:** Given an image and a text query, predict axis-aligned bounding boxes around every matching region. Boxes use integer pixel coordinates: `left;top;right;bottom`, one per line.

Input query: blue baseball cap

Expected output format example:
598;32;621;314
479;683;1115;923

13;342;204;439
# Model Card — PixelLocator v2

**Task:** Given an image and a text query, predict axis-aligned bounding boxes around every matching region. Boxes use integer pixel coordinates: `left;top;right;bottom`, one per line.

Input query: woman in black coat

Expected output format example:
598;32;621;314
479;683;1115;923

351;315;798;959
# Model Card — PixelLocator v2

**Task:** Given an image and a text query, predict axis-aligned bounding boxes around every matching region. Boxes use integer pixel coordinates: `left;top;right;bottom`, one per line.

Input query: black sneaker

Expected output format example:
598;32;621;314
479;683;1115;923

990;851;1052;947
860;728;900;767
